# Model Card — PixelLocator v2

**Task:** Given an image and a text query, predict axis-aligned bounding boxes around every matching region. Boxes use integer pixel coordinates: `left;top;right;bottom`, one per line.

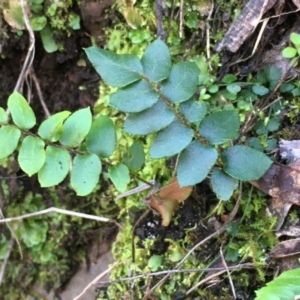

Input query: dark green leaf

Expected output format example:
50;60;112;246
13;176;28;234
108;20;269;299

108;163;130;192
257;66;281;90
180;100;207;123
38;111;71;142
221;89;237;101
226;83;241;94
71;153;102;196
266;138;277;151
254;120;268;135
252;85;269;96
0;108;8;124
38;146;70;187
210;169;238;200
199;110;240;145
86;115;116;158
59;107;92;148
222;74;237;84
124;100;175;135
292;87;300;96
267;116;280;132
161;62;199;103
122;142;145;170
280;83;294;93
110;81;159;113
150;120;193;158
40;25;58;53
249;137;264;151
85;46;143;87
0;125;21;159
177;141;218;186
18;136;45;176
141;39;171;82
7;92;36;129
222;145;272;181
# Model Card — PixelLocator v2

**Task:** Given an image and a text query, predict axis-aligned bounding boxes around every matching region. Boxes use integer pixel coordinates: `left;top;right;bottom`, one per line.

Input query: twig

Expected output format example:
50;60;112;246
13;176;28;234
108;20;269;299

206;1;214;70
30;70;51;118
96;263;254;284
0;238;14;286
179;0;184;38
220;247;236;299
142;182;243;299
187;269;226;294
14;0;35;92
0;207;122;229
116;180;156;199
73;262;119;300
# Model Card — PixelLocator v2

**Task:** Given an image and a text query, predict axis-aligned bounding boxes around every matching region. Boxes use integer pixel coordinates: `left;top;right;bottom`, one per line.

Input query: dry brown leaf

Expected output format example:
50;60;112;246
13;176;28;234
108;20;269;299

2;0;30;30
144;178;193;227
269;238;300;258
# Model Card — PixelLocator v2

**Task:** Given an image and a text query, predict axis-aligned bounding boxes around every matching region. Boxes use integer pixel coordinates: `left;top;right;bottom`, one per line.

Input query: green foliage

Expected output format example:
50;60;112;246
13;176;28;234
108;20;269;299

18;136;46;177
8;92;36;130
148;254;163;272
1;1;81;53
255;268;300;299
0;40;278;232
282;32;300;60
38;146;70;187
71;154;102;196
199;110;240;145
59;107;92;148
85;47;143;87
86;115;116;158
85;39;272;200
122;142;145;170
211;169;238;200
0;126;21;159
0;97;118;195
38;111;71;142
150;120;194;158
222;146;272;181
177;141;217;186
108;163;130;192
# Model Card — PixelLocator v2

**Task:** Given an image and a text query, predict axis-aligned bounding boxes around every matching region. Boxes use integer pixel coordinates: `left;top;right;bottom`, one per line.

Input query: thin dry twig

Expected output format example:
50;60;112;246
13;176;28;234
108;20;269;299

0;207;122;229
220;247;236;299
73;262;119;300
96;263;254;285
142;182;243;299
14;0;35;93
186;269;226;294
30;70;51;118
179;0;184;38
116;180;156;199
0;238;14;286
206;1;214;70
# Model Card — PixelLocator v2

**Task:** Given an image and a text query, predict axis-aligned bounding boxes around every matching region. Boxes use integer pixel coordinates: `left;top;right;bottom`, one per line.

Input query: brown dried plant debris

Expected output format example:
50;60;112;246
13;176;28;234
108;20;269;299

216;0;277;53
250;140;300;229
